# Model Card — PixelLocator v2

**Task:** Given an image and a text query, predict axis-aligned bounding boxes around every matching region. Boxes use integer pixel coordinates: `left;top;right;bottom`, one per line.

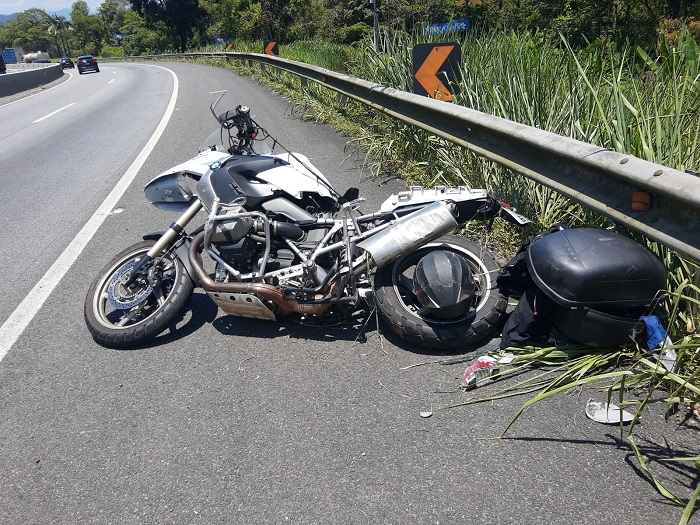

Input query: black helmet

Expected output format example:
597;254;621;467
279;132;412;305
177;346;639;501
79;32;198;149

413;250;476;318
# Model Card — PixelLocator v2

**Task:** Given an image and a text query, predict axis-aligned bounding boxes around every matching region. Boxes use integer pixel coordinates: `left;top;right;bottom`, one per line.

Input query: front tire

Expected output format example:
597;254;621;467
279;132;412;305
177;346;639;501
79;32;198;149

84;240;194;348
375;235;506;350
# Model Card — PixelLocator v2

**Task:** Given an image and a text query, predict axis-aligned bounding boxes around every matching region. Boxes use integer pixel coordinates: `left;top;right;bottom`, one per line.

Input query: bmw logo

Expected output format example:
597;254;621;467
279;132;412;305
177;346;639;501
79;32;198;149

210;161;221;170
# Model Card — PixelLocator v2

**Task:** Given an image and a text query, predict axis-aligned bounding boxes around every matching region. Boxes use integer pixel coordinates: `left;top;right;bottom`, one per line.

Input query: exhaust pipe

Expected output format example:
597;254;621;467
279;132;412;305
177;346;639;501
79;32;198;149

357;200;458;269
188;232;331;315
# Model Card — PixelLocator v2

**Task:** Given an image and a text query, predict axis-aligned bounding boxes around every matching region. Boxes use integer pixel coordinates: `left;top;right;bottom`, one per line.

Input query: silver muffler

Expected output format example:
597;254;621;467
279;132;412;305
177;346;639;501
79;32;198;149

357;200;458;269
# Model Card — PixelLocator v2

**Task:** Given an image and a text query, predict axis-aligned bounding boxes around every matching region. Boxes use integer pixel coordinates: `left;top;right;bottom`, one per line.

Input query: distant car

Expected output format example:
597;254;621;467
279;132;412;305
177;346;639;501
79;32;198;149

77;55;99;74
59;57;74;69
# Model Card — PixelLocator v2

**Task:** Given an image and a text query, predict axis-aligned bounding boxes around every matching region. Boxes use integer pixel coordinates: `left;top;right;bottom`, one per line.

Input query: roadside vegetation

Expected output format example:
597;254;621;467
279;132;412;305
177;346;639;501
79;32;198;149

1;0;700;61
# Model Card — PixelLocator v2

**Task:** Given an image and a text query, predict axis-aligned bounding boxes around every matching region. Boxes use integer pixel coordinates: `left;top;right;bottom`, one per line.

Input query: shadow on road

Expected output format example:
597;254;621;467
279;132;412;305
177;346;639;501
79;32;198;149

501;430;700;499
213;308;376;344
111;291;219;351
207;304;510;357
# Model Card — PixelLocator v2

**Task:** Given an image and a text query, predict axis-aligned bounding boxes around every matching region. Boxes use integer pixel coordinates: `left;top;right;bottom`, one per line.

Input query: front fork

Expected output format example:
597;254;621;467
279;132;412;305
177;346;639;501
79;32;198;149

124;200;203;287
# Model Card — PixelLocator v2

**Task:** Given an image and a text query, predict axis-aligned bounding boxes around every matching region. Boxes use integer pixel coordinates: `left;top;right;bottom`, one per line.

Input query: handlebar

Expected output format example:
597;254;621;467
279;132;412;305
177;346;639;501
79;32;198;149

207;92;261;155
217;105;260;154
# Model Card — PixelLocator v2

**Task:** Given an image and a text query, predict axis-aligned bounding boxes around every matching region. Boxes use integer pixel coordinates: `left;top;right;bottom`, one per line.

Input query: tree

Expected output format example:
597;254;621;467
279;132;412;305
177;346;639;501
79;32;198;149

0;9;53;54
98;0;130;45
286;0;325;40
238;2;264;40
46;14;73;57
381;0;465;33
260;0;293;40
322;0;372;42
71;1;106;55
200;0;247;42
130;0;208;52
72;0;91;18
120;9;167;54
471;0;697;48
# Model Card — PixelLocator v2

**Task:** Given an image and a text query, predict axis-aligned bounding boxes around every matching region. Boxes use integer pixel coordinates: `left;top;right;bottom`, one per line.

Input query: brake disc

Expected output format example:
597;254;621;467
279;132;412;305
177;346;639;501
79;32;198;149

107;261;153;310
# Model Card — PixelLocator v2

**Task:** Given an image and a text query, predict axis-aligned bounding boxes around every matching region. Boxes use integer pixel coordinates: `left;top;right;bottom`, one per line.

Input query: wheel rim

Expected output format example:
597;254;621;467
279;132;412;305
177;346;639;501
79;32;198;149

389;241;493;324
91;248;180;330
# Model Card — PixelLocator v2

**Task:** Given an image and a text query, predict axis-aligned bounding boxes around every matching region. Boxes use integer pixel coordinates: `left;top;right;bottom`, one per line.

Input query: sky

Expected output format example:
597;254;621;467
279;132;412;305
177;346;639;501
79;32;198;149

0;0;102;15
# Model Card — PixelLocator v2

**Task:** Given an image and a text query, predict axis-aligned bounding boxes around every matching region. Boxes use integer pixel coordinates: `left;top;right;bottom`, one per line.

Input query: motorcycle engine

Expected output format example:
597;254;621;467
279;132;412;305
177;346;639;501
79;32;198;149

212;210;336;288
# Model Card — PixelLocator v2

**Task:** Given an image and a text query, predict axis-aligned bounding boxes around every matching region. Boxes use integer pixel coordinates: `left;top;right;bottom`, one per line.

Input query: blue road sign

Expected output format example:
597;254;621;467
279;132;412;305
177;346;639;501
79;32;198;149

424;19;470;36
2;49;17;64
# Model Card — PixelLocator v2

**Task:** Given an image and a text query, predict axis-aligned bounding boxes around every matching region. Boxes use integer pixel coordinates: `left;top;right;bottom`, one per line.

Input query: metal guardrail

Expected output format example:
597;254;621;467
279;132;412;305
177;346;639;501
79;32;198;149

105;52;700;262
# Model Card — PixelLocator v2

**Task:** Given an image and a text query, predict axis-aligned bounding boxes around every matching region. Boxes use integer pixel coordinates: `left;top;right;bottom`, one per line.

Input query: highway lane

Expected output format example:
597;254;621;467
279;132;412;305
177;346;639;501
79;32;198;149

0;63;175;327
0;61;696;525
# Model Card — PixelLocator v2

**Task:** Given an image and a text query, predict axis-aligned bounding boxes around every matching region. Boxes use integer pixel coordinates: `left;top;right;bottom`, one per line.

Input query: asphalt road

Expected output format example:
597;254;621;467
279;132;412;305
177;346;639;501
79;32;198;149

0;61;697;525
0;64;174;326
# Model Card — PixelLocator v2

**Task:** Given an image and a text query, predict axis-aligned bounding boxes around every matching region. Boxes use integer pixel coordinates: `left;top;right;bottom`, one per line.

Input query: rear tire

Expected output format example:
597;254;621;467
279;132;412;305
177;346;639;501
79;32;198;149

375;235;506;350
84;240;194;349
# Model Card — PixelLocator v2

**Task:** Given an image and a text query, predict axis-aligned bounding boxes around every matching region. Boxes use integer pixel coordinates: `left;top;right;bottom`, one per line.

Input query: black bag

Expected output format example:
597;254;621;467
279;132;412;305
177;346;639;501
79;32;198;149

496;222;568;299
500;285;555;349
499;226;665;349
497;223;568;349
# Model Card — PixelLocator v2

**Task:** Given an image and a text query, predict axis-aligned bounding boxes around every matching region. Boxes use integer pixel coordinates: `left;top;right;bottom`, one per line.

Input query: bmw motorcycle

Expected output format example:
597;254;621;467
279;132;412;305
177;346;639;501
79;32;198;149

84;93;529;350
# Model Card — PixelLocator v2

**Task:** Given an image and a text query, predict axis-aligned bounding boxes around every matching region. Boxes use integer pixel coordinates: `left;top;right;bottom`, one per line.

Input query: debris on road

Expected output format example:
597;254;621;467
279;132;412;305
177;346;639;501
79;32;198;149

497;352;515;364
641;315;677;372
585;398;635;424
460;356;499;391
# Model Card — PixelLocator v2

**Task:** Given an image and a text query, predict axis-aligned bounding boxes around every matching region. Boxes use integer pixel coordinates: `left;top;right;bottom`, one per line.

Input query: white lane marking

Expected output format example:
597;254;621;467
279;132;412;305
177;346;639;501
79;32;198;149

0;65;179;362
32;102;76;123
108;79;115;84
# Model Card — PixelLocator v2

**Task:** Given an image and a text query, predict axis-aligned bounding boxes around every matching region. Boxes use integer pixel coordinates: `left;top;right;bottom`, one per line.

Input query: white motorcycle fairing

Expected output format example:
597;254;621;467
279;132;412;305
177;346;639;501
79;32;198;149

144;149;231;212
254;152;334;199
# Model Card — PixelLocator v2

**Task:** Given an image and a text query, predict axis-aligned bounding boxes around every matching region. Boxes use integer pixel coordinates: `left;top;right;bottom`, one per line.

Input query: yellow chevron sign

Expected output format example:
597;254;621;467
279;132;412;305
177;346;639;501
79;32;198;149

264;41;279;56
412;43;462;101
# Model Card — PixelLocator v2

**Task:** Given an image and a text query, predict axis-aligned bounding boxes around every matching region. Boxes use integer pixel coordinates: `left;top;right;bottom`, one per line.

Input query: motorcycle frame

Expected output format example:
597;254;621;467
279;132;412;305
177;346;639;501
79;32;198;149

138;152;527;311
190;188;496;296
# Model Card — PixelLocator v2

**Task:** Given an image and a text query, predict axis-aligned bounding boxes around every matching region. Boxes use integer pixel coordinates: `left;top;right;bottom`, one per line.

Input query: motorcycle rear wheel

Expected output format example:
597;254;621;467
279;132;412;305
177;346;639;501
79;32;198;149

84;240;194;349
374;235;506;350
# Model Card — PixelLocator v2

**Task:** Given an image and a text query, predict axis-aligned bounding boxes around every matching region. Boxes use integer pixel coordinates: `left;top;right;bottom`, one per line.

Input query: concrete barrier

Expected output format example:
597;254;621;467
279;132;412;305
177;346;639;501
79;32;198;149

0;64;64;97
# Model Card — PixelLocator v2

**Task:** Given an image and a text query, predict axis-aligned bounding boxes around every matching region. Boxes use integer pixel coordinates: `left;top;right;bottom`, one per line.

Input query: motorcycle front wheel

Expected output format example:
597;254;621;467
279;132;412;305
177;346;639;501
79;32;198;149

374;235;506;350
84;240;194;349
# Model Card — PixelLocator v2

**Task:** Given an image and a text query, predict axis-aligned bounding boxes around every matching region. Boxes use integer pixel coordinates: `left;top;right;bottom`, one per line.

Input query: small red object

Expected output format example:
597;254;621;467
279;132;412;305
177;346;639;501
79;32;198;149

460;357;499;390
